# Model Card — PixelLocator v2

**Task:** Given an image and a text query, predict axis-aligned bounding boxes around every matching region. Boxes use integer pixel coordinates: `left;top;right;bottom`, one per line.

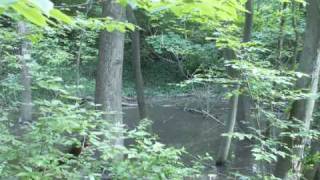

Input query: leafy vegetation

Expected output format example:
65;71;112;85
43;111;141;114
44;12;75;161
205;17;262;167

1;0;320;179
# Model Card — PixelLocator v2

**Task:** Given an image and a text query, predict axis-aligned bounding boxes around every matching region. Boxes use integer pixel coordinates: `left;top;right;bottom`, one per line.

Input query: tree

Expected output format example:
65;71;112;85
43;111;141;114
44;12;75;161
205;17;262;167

126;7;148;120
17;22;32;122
277;1;288;62
291;0;300;68
216;0;254;166
233;0;254;171
95;0;126;147
216;80;239;166
274;0;320;178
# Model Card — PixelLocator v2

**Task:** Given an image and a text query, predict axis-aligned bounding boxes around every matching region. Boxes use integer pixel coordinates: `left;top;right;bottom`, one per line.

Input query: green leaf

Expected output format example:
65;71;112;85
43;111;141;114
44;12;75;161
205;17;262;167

11;1;47;27
0;7;4;14
50;9;72;24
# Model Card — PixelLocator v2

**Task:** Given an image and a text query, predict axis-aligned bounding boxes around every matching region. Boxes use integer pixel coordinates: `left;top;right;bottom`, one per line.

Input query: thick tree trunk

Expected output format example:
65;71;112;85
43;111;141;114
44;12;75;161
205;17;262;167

95;0;125;147
126;7;148;120
216;0;253;166
274;0;320;178
18;22;32;122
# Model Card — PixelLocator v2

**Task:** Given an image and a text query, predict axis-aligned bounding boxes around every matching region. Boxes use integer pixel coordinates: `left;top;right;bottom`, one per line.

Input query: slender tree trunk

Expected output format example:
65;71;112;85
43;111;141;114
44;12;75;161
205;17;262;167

76;0;93;96
216;0;253;166
274;0;320;178
18;22;32;122
126;7;148;120
277;2;288;62
243;0;253;43
291;0;300;69
95;0;125;147
216;48;237;166
234;0;254;170
216;83;239;165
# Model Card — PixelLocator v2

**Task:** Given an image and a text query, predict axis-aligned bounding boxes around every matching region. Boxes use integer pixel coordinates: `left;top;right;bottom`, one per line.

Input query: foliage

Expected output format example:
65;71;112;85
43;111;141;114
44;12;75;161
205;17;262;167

150;0;246;25
0;0;72;26
0;81;199;179
0;0;319;179
304;152;320;170
146;32;217;75
0;16;200;179
109;120;200;179
0;105;198;179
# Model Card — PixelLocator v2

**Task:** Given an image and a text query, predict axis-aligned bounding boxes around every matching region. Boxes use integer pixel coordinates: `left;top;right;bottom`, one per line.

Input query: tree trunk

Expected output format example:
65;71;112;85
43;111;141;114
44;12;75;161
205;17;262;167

274;0;320;178
291;0;300;69
216;0;254;166
126;7;148;120
75;0;93;96
234;0;254;170
243;0;253;43
95;0;126;147
18;22;32;122
216;83;239;165
277;2;288;62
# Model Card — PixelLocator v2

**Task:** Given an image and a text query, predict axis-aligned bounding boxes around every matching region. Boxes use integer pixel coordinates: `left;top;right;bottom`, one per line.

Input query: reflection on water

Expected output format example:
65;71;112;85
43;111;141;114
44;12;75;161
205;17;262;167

124;105;224;157
123;99;254;179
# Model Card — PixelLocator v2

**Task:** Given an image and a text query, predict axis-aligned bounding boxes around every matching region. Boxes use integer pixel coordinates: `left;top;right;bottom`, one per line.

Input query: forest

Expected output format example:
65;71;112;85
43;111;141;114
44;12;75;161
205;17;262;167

0;0;320;179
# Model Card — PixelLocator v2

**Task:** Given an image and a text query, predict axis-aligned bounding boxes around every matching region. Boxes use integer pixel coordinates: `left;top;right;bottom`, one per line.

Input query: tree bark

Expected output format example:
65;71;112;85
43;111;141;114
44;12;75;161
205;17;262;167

126;7;148;120
95;0;126;147
274;0;320;178
18;22;32;122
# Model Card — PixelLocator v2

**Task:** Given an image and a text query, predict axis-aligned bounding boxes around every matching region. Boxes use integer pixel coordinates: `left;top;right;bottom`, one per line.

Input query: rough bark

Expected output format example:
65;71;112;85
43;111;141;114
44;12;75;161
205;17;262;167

18;22;32;122
95;0;125;146
274;0;320;178
126;7;148;120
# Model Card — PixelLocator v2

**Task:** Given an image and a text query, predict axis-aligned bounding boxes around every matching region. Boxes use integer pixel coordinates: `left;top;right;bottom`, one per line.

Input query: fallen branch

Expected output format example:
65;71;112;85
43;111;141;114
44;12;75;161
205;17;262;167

184;107;225;126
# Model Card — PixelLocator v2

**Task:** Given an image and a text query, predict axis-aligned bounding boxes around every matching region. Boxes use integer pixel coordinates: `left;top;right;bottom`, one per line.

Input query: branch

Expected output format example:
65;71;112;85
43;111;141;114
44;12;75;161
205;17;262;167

184;107;225;126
